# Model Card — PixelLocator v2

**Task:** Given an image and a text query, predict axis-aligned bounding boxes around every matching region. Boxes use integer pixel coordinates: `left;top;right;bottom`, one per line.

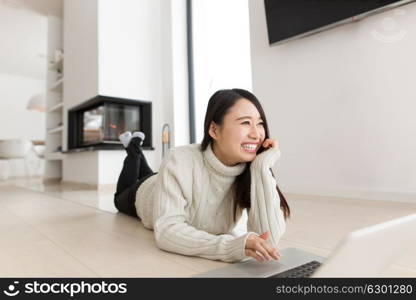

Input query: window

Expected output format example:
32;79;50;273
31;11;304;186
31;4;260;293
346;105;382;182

190;0;252;142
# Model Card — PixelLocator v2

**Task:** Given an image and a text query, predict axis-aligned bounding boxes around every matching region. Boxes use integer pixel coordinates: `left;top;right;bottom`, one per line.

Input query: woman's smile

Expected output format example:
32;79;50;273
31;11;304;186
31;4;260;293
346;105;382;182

241;143;259;153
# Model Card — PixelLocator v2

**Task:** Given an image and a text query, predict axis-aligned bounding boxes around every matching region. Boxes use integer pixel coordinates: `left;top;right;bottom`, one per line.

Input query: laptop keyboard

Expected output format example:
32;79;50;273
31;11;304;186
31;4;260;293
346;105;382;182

269;260;322;278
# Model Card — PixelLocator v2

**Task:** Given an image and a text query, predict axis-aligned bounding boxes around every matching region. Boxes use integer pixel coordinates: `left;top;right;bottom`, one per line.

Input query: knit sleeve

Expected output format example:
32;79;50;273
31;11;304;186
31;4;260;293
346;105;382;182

152;150;255;262
247;147;286;248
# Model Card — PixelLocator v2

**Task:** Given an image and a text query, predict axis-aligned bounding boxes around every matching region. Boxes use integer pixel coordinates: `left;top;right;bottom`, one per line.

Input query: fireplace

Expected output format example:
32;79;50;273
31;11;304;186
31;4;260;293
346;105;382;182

68;95;153;151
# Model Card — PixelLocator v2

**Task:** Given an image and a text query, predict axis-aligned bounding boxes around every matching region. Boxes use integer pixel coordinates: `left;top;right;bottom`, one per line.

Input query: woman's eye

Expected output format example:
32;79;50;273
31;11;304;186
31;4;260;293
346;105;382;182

241;121;250;125
257;122;264;126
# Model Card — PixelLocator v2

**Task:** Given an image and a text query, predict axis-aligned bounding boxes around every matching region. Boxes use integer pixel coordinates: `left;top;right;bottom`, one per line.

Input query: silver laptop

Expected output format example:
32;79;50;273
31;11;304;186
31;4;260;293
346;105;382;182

194;214;416;278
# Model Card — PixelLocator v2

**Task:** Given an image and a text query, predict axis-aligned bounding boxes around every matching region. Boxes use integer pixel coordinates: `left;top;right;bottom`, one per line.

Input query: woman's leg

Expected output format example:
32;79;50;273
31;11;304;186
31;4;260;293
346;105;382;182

114;137;154;217
115;137;153;193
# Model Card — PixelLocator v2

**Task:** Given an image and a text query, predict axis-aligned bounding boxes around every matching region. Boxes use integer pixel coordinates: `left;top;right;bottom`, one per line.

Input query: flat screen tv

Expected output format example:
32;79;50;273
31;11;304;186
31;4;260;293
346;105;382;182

264;0;414;45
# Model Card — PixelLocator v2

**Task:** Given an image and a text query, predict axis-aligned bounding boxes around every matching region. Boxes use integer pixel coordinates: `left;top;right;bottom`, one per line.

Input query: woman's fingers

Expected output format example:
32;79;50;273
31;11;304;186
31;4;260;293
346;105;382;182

246;249;264;262
261;241;280;260
254;242;273;261
255;233;280;260
262;138;278;149
245;233;282;262
274;249;281;260
246;246;279;263
262;139;271;148
255;250;267;262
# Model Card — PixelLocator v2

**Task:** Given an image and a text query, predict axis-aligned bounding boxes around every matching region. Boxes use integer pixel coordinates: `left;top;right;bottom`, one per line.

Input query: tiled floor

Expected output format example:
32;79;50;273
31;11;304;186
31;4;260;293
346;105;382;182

0;177;415;277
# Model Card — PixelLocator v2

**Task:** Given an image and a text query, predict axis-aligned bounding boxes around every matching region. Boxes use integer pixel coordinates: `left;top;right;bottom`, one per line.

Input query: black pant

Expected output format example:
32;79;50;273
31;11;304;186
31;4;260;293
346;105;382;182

114;137;156;218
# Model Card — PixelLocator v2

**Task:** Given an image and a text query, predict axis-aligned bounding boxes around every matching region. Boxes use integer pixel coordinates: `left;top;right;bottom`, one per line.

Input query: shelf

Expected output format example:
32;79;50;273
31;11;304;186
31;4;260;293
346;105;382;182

47;102;63;113
44;17;64;182
47;125;63;134
49;78;64;92
45;152;64;160
48;58;63;71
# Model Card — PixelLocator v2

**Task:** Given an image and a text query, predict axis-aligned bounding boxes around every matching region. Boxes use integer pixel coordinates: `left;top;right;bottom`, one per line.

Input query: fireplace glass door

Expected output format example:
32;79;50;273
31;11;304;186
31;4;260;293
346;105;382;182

82;104;141;146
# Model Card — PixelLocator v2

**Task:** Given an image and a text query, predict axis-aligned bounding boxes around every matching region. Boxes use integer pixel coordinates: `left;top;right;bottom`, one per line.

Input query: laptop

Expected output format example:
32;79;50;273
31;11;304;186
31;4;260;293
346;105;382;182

193;214;416;278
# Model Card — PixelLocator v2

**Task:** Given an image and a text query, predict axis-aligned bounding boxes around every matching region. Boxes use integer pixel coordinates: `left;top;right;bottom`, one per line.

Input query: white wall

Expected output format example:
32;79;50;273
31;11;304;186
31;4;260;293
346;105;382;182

98;0;189;170
63;151;99;186
97;0;163;169
0;73;45;141
0;2;47;141
249;1;416;203
63;0;99;110
0;1;48;79
98;150;125;185
97;0;189;162
0;73;45;177
62;0;99;184
63;0;99;148
63;0;188;186
0;1;52;178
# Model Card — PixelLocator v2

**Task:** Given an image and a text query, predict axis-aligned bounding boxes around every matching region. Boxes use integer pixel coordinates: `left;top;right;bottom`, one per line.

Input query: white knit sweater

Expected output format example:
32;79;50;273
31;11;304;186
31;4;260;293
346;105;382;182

135;143;286;262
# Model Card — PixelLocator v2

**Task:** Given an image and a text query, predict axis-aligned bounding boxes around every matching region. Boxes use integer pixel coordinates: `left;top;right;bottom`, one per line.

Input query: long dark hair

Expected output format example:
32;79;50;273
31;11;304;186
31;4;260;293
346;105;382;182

200;88;290;221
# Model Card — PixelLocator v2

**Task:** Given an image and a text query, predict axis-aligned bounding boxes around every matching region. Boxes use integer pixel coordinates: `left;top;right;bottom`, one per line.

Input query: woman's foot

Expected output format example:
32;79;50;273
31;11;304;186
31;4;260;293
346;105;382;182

132;131;145;145
119;131;132;148
119;131;145;148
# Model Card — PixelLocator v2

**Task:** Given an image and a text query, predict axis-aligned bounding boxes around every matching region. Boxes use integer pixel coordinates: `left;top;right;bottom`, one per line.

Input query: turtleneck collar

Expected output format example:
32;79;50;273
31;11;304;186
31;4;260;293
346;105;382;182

202;143;246;177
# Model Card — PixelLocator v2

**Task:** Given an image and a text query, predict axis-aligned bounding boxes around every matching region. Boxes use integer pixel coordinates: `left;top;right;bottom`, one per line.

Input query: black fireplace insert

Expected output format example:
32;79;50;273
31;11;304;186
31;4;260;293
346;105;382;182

68;95;153;151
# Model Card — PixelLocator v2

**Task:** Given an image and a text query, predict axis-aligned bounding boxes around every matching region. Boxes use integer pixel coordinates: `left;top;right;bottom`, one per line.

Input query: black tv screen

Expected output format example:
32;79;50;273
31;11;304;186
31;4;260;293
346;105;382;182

264;0;412;45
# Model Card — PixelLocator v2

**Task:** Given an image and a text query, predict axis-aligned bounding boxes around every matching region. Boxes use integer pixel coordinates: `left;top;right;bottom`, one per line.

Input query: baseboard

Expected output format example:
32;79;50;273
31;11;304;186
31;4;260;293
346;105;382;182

43;177;62;184
283;185;416;204
60;180;97;190
60;180;116;192
96;183;117;192
2;175;44;180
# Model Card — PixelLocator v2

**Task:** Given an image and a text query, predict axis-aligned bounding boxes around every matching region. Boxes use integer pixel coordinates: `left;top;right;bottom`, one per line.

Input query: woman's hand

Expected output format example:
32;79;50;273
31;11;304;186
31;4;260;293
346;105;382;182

245;231;281;262
261;138;279;150
251;138;281;169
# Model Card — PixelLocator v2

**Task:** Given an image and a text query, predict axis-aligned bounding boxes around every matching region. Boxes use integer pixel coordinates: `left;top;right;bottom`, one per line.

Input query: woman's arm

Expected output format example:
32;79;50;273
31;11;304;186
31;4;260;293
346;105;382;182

152;150;256;262
247;145;286;249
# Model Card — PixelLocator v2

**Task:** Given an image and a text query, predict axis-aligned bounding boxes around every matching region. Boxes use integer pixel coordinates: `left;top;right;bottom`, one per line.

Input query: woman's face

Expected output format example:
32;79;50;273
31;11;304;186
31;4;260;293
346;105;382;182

210;98;266;166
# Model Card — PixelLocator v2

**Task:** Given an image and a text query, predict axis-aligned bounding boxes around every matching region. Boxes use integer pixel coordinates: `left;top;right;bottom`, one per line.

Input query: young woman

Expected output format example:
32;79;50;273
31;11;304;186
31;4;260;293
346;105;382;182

114;88;290;263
